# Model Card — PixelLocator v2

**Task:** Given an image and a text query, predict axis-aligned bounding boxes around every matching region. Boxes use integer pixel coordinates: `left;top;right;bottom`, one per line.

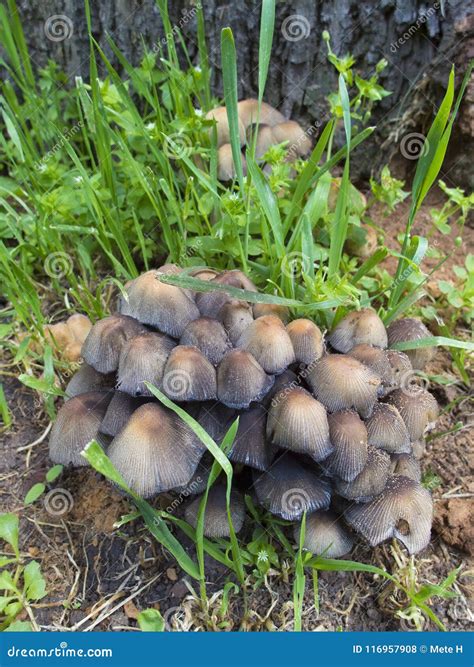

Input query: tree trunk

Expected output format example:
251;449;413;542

8;0;474;186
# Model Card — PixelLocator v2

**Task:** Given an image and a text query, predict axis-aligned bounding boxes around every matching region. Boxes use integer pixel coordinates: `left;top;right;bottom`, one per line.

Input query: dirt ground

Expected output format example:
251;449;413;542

0;197;473;632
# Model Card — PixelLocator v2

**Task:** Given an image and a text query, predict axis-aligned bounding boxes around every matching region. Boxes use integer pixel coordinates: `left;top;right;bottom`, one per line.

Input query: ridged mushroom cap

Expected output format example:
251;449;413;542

162;345;217;402
195;270;256;319
81;314;146;373
120;270;199;337
237;99;286;128
117;332;176;396
253;454;331;521
49;391;112;466
197;402;237;446
264;369;299;407
217;349;274;409
173;453;214;496
205;105;246;146
387;318;435;370
322;410;368;482
180;317;232;365
100;391;151;437
229;404;276;471
347;344;393;388
253;302;290;323
184;485;245;538
286;319;324;365
107;403;206;497
271;120;312;158
384;387;438;441
236;315;295;374
307;354;381;418
335;446;391;502
219;301;254;345
344;475;433;554
328;308;387;353
267;387;332;462
294;510;354;558
365;402;411;454
65;363;115;399
385;349;413;391
390;454;421;482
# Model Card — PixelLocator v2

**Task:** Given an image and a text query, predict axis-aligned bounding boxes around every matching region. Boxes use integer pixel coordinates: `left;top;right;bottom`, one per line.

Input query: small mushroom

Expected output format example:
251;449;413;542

81;314;147;374
184;485;245;537
217;349;274;409
328;308;388;353
100;391;152;437
236;315;295;374
253;453;331;520
66;313;92;345
344;225;378;259
219;301;254;345
384;387;438;441
251;124;276;159
229;404;276;471
217;144;248;181
365;402;411;454
189;267;219;282
266;387;332;462
286;319;324;365
117;332;176;396
162;345;217;402
65;363;115;399
271;120;312;158
237;99;286;129
347;344;393;389
385;349;413;390
307;354;381;418
49;391;112;466
344;475;433;554
253;303;290;323
390;453;421;482
173;453;214;496
107;403;206;497
293;510;354;558
322;410;368;482
205;106;246;147
387;318;435;370
180;317;232;365
335;446;391;502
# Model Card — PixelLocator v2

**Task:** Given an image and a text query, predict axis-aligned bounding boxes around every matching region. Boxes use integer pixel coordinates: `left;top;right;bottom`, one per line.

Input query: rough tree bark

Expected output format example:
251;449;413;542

6;0;474;186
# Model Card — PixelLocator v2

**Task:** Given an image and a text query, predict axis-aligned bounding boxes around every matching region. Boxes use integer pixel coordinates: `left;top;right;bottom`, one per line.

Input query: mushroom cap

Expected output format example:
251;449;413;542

347;344;393;388
385;349;413;390
236;315;295;374
173;453;214;496
267;387;332;462
328;308;388;353
219;301;254;345
117;332;176;396
344;475;433;554
217;143;246;181
387;318;435;370
390;454;421;482
294;510;354;558
205;106;246;146
195;270;256;319
100;391;152;437
253;453;331;521
180;317;232;365
237;99;286;128
307;354;381;418
384;387;438;441
120;270;200;337
253;302;290;323
217;349;274;409
162;345;217;402
271;120;312;158
81;314;146;373
66;313;92;344
286;318;324;365
251;124;276;159
322;410;368;482
214;270;258;293
229;404;276;471
107;403;206;497
65;363;115;399
365;402;411;454
264;368;299;407
189;267;219;282
44;322;73;349
184;485;245;538
197;402;237;446
62;342;83;362
335;446;391;502
49;391;112;466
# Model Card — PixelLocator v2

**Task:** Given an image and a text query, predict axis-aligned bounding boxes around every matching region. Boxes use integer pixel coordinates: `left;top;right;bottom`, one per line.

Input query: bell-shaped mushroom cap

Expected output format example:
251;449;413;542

271;120;312;158
205;106;246;147
66;313;92;344
65;363;115;399
264;368;298;407
219;301;254;345
322;410;368;482
345;475;432;554
197;402;237;445
120;270;199;337
328;308;388;353
49;391;112;466
253;302;290;323
217;349;274;409
81;314;146;373
251;124;276;159
236;315;295;374
253;453;331;520
307;354;381;419
184;485;245;538
390;454;421;482
335;446;391;502
195;270;256;319
107;403;206;497
229;404;276;471
286;319;324;365
217;144;248;181
237;99;286;128
385;349;413;392
347;344;393;388
173;453;214;496
384;387;438;441
100;391;152;437
117;332;176;396
365;402;411;454
387;318;435;370
162;345;217;402
180;317;231;365
294;510;354;558
267;387;332;462
214;269;258;293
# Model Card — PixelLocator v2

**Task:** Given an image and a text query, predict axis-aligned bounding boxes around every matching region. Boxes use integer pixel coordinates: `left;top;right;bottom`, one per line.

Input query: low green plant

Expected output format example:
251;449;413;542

23;464;64;505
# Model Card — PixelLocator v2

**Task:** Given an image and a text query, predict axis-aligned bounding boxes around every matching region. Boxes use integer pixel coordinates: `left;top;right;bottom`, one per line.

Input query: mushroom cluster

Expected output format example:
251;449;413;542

206;99;312;180
49;265;438;556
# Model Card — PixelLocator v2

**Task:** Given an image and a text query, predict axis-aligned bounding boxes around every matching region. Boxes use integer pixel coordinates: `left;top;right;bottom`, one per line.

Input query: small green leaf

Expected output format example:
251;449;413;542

23;560;47;601
0;570;18;593
4;620;33;632
137;608;165;632
24;483;46;505
0;513;19;558
46;464;63;483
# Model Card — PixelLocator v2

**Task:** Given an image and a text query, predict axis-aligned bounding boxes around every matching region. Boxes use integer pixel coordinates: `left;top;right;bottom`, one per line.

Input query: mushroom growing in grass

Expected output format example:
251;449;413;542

365;402;411;454
197;402;236;446
220;301;254;345
384;387;438;441
322;410;368;482
117;332;176;396
328;308;388;353
100;391;152;437
184;485;245;538
49;391;113;466
286;318;324;365
335;446;391;502
217;144;248;181
271;120;312;158
253;302;290;323
205;105;246;146
217;349;274;409
229;404;276;471
81;314;147;374
387;318;435;370
180;317;231;365
65;363;115;399
237;99;286;129
294;510;354;558
236;315;295;374
345;475;433;554
162;345;217;402
107;403;206;497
